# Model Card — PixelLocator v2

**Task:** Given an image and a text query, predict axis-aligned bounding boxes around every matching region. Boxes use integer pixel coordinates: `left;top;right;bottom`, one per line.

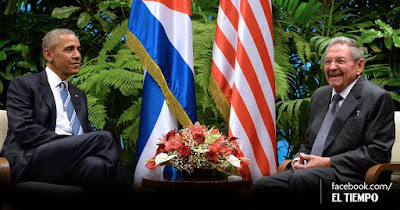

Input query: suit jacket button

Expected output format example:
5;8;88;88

27;152;31;157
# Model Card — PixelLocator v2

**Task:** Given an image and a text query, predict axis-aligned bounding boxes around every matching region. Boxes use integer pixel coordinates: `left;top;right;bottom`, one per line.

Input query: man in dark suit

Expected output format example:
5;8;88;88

254;37;395;197
0;29;131;194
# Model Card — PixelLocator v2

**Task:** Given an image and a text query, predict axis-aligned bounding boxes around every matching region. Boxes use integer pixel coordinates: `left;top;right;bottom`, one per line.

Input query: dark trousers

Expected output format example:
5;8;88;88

253;168;339;204
21;131;131;194
254;168;338;192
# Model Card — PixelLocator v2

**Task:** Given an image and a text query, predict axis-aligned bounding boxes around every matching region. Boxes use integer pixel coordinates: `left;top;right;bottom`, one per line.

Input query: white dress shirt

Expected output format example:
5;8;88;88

331;75;360;109
45;67;73;135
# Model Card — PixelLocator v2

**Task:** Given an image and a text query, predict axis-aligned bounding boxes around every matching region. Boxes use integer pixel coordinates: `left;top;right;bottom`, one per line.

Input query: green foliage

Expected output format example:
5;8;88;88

274;0;400;159
72;20;143;157
276;98;310;158
191;0;219;23
51;0;131;31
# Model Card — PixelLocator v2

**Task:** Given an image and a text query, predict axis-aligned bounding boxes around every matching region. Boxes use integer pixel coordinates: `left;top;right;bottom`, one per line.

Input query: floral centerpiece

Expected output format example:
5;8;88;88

146;122;249;179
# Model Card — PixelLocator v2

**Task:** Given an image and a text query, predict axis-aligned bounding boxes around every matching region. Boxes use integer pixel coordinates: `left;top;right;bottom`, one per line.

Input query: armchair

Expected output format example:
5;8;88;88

0;110;84;202
277;111;400;185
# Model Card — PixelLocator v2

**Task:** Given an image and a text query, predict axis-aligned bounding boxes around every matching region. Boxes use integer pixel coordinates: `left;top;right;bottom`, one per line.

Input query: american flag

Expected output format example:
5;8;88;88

209;0;276;183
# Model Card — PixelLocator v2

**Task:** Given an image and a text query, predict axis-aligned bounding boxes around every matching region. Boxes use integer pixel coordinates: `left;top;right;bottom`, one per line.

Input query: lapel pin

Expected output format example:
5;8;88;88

75;94;79;98
356;110;360;117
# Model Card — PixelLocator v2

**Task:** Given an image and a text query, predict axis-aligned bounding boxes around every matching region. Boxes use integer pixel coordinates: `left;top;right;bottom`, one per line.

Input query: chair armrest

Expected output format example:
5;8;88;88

0;157;11;190
365;162;400;184
277;159;293;173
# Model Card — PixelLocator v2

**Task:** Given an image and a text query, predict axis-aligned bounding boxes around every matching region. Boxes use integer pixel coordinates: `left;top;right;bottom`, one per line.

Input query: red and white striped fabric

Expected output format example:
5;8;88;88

210;0;276;183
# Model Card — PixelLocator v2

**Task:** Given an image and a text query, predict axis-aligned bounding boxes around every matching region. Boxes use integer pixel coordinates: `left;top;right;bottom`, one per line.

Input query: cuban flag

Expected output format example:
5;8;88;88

127;0;197;187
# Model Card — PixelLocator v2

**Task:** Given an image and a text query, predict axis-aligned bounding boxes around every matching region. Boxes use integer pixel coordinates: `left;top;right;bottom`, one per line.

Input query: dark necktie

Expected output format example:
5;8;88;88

310;94;343;156
60;82;84;136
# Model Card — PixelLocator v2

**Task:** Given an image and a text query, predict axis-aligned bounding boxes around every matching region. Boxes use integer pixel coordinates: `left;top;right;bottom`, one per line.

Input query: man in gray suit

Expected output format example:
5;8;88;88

254;37;395;197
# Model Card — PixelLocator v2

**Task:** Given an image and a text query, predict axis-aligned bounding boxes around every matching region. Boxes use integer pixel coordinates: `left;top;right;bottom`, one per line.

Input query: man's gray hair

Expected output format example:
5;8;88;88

326;36;364;61
42;28;76;51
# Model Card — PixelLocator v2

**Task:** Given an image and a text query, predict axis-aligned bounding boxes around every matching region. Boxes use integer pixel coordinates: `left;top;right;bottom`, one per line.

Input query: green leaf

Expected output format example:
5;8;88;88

0;51;6;61
360;29;384;44
16;61;36;70
384;37;393;50
393;31;400;48
51;6;80;19
389;92;400;103
368;42;382;53
289;0;300;14
376;19;393;36
0;40;10;49
93;15;110;32
3;44;29;53
293;2;307;20
77;12;91;29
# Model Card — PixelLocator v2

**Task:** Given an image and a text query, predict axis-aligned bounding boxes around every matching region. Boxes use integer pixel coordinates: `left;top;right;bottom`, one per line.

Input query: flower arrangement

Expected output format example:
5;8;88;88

146;122;249;178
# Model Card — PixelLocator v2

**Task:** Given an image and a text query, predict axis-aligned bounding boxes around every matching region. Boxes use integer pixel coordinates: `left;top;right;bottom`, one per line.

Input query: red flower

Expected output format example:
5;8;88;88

240;157;250;166
164;129;176;141
209;139;234;155
164;136;183;151
156;143;166;155
205;151;218;163
188;122;206;132
178;145;191;159
145;159;157;169
208;142;218;153
193;132;205;145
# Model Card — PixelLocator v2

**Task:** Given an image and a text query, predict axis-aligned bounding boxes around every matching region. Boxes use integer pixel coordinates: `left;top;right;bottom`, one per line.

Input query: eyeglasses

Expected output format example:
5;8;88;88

323;57;358;65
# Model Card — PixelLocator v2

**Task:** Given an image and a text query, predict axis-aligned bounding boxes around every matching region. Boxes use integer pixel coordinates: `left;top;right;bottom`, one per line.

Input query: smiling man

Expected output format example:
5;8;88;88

253;37;395;201
0;29;131;196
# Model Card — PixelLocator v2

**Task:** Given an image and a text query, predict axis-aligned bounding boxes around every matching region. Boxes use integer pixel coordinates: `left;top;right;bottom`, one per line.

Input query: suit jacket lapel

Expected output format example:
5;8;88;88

323;76;366;152
38;71;57;129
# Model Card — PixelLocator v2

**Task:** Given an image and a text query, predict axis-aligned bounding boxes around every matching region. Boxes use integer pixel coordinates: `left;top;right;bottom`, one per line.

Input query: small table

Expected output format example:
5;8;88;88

142;178;250;192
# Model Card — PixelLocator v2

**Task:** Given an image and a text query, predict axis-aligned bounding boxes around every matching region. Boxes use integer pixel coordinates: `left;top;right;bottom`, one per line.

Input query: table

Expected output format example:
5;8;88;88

142;178;250;192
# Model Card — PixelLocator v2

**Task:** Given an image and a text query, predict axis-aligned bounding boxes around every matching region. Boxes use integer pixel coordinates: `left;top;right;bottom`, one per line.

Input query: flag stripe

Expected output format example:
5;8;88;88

214;25;237;71
135;72;165;159
232;59;277;176
240;0;275;94
231;85;270;176
259;0;273;38
143;1;194;73
142;0;191;16
236;38;276;143
210;0;276;183
220;0;239;31
211;60;233;102
128;0;196;126
129;0;196;187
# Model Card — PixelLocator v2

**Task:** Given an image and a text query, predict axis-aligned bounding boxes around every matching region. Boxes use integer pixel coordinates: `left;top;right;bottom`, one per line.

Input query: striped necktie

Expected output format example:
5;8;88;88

60;82;84;136
310;94;343;156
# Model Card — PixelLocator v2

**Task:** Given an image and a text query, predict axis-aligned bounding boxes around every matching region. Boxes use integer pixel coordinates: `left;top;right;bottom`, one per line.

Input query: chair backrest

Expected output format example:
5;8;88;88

0;110;7;151
392;111;400;162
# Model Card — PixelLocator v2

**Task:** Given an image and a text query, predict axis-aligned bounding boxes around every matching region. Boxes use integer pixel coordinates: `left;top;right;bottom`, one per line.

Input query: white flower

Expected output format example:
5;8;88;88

226;154;241;167
155;153;177;165
192;144;209;153
193;148;209;153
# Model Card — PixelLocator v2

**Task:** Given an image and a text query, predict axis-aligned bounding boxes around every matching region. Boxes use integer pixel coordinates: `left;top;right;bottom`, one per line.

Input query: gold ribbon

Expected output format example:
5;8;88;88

127;30;193;128
208;76;230;122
